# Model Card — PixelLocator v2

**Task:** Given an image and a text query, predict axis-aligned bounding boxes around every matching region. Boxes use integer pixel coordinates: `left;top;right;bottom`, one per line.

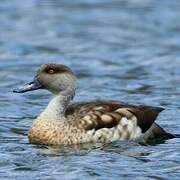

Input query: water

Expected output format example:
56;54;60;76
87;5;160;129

0;0;180;179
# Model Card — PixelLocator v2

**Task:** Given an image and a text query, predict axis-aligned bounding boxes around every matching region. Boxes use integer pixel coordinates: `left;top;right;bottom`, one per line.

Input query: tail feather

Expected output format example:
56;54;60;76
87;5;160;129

143;123;178;141
173;134;180;138
162;132;176;139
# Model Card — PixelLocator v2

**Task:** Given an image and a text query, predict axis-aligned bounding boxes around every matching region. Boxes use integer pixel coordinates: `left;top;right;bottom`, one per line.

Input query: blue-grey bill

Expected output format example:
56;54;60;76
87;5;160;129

13;79;43;93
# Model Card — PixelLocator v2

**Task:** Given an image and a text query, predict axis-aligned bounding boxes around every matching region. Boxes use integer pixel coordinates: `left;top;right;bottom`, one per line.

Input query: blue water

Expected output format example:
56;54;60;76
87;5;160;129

0;0;180;179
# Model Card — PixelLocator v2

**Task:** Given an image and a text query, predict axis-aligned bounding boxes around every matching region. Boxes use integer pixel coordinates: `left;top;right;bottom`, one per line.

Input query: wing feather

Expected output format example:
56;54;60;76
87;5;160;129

66;100;164;133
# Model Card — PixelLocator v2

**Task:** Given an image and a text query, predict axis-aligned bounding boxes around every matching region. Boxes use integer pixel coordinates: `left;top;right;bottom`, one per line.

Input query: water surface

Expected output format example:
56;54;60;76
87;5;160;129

0;0;180;179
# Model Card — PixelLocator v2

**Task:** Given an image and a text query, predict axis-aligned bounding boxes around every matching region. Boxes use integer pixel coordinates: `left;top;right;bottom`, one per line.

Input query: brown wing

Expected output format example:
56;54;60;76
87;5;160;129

65;100;164;133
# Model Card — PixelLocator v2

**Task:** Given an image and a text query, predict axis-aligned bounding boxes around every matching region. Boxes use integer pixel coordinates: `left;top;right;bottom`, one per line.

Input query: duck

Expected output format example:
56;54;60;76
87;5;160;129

13;63;176;145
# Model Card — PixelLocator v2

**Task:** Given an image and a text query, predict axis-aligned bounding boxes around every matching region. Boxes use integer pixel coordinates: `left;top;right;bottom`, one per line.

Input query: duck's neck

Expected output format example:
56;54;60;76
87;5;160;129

39;94;72;120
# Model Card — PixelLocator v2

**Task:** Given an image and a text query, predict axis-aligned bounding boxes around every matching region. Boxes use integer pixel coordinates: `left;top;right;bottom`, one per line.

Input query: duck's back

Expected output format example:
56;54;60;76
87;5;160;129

65;100;165;143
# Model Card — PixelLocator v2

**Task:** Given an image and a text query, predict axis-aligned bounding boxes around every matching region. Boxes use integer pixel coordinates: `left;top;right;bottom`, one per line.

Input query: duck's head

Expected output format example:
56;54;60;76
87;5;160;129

13;64;76;96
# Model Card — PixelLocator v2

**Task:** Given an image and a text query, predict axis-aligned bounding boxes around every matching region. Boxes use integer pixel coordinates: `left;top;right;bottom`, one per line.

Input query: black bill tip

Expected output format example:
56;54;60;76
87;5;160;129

13;88;26;93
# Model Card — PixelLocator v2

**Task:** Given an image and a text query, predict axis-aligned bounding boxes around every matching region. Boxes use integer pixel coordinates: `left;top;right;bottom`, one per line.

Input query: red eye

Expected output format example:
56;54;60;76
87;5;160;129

48;69;55;74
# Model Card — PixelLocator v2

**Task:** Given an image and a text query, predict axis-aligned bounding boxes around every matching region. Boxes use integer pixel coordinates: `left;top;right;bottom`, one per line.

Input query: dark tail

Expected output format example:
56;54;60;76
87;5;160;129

145;123;179;140
173;134;180;138
163;132;176;139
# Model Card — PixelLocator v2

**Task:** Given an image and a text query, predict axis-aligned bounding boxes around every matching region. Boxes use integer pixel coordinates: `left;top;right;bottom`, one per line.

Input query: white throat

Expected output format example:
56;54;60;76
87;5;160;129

39;94;72;120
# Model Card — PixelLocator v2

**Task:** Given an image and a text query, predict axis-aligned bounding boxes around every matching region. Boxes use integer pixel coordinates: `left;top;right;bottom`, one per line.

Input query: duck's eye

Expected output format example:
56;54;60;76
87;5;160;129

47;69;55;74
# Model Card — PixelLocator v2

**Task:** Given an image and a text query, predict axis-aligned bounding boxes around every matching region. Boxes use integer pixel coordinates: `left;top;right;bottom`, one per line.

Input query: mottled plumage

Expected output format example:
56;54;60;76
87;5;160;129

13;64;175;145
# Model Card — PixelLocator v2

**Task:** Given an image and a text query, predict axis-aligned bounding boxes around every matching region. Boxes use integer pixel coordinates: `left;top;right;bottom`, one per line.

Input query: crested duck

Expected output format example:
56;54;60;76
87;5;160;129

13;63;176;145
